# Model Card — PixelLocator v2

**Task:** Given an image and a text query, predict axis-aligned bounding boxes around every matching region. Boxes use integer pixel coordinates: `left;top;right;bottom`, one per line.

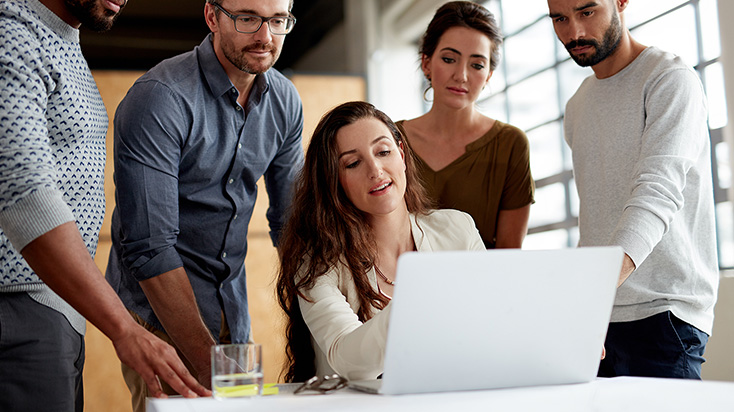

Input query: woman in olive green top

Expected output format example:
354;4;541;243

398;1;534;249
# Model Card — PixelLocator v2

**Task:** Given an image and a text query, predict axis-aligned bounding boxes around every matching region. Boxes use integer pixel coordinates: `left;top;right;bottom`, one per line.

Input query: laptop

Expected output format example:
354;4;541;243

349;246;623;395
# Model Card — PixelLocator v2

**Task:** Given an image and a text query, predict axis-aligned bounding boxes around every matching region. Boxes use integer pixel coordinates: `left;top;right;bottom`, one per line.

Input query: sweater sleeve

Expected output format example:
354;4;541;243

609;67;709;267
0;19;75;251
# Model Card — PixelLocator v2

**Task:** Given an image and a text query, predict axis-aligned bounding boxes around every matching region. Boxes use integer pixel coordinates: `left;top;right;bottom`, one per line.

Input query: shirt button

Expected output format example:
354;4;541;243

222;252;228;258
236;106;242;111
237;143;242;149
228;178;234;184
233;214;238;220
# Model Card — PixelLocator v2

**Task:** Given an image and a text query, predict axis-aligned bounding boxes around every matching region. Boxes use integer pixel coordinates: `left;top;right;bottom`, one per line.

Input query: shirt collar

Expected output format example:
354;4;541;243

410;213;432;252
197;33;271;100
27;0;80;42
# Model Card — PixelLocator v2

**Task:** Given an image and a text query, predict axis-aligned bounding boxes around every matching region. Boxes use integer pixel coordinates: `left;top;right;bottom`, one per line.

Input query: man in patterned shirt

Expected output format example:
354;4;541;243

0;1;209;410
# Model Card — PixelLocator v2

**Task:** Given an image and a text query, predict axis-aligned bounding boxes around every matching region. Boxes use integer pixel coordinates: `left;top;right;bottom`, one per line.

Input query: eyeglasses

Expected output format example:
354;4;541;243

294;374;348;395
212;3;296;35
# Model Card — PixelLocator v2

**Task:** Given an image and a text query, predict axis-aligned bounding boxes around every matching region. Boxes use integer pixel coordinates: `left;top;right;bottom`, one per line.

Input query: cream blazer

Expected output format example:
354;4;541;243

298;209;485;380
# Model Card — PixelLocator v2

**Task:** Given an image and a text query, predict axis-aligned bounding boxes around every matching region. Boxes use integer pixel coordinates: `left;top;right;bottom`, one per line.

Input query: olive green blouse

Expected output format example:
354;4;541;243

397;120;535;248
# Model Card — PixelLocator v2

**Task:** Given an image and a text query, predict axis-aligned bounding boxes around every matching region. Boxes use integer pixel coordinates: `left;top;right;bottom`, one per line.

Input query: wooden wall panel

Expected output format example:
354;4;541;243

86;71;365;411
87;70;142;412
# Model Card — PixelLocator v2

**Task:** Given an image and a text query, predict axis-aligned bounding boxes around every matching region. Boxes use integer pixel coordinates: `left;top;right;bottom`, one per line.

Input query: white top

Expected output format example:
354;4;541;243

298;209;485;380
564;47;719;334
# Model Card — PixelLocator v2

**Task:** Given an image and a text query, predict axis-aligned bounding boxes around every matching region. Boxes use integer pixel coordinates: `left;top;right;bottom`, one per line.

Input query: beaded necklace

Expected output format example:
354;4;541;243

374;265;395;286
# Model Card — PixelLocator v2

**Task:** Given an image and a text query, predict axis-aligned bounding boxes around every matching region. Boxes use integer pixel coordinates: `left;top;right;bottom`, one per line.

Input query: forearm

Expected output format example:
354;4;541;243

139;267;216;377
20;220;211;398
20;221;139;341
618;253;636;287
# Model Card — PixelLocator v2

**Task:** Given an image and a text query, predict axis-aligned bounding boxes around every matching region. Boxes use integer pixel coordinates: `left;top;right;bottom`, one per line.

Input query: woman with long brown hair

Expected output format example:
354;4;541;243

276;101;484;382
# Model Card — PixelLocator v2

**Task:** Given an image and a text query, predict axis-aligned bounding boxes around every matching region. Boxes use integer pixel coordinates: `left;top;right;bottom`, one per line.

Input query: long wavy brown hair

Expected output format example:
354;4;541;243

276;101;432;382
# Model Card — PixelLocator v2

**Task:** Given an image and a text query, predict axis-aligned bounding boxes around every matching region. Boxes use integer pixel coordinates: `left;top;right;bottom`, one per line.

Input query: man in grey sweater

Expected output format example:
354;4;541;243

547;0;719;378
0;1;209;410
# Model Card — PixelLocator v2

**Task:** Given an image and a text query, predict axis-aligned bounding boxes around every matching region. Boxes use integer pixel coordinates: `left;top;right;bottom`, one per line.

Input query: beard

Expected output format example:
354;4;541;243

565;12;622;67
65;0;126;32
221;41;281;75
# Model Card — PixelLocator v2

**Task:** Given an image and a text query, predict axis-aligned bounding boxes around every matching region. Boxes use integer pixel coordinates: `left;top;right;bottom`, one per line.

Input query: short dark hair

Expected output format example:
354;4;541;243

420;1;503;71
206;0;294;13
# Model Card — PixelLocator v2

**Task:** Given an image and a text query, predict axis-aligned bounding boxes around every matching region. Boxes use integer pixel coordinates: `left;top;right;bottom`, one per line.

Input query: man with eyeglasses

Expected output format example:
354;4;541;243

0;0;211;411
105;0;304;409
547;0;718;379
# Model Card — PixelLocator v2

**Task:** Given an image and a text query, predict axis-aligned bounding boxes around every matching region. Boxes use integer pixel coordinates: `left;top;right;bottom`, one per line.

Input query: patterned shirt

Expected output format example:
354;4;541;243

0;0;107;334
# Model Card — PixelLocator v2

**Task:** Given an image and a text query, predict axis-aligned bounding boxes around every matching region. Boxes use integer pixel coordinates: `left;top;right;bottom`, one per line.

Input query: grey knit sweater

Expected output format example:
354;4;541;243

0;0;107;334
564;47;719;335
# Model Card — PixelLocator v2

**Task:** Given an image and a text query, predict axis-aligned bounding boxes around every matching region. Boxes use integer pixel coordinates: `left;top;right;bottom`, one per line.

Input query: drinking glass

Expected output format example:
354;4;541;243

211;343;263;399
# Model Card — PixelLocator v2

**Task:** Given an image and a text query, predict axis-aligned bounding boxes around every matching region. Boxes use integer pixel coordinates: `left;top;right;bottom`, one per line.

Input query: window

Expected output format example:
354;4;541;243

481;0;733;269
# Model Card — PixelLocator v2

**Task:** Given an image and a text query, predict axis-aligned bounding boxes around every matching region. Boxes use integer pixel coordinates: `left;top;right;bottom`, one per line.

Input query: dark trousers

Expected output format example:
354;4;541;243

0;292;85;412
599;310;708;379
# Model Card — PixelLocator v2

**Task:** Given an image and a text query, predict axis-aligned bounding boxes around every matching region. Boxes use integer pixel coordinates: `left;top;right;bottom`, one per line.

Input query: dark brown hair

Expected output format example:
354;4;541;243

206;0;294;13
420;1;503;72
276;101;431;382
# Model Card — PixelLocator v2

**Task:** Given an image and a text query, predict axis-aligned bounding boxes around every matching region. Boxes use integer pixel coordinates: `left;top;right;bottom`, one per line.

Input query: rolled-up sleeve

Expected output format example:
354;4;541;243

113;80;186;281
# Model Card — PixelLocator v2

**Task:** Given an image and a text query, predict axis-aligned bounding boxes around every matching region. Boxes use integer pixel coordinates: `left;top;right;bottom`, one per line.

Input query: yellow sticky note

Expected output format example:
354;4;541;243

263;384;279;396
215;383;278;397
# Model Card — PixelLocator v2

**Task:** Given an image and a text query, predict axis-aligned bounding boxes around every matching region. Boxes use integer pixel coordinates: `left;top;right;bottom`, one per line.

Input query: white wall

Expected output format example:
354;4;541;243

354;0;445;120
718;0;734;209
702;1;734;382
703;274;734;381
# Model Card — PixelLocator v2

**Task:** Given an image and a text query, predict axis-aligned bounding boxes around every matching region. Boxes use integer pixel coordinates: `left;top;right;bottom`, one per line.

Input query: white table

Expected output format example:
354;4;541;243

147;377;734;412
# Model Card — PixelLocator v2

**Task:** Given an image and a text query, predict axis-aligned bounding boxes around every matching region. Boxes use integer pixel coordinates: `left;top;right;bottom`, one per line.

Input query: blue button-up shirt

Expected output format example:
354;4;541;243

106;34;304;343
